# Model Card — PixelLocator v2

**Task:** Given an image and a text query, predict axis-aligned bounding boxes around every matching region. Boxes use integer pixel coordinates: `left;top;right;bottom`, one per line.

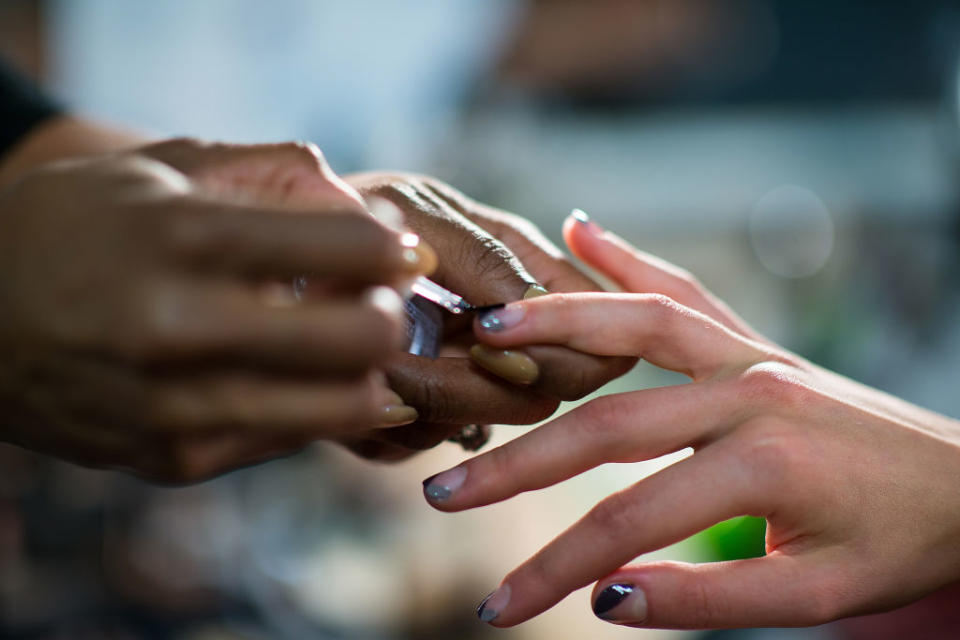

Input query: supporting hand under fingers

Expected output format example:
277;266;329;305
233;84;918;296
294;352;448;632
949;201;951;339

341;173;635;458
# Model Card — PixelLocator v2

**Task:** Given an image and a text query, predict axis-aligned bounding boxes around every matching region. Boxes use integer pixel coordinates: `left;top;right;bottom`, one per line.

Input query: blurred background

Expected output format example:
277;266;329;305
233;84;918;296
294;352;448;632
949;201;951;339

2;0;960;638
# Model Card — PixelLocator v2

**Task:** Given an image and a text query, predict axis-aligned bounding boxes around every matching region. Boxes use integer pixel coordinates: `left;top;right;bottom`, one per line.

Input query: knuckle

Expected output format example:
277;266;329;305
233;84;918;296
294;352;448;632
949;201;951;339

573;395;634;455
737;361;809;411
640;293;682;322
457;232;521;286
118;287;189;362
290;141;327;170
801;579;848;625
414;375;455;423
585;489;641;538
734;419;812;491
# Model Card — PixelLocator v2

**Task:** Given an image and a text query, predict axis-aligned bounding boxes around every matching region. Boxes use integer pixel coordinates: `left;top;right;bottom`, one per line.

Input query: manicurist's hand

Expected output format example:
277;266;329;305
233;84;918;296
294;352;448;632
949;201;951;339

0;139;435;483
422;211;960;629
340;173;635;459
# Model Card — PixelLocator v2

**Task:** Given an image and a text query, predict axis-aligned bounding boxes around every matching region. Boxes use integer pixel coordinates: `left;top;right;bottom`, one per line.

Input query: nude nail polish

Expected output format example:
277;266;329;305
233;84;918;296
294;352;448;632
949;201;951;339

400;232;438;274
523;284;549;299
379;404;418;427
379;390;418;426
468;344;539;385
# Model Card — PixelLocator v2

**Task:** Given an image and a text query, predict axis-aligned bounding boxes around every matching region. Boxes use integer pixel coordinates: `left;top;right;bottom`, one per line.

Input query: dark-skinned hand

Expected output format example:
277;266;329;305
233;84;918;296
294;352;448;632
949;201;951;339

0;139;435;483
337;172;636;460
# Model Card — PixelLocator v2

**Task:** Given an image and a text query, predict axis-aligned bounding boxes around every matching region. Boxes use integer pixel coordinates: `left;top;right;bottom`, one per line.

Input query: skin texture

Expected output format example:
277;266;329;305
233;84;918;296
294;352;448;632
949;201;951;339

340;173;636;460
0;138;435;483
424;212;960;629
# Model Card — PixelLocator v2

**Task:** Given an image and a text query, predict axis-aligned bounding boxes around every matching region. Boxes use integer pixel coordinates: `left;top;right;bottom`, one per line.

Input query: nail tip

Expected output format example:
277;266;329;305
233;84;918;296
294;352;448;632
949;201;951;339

468;345;540;385
522;284;549;300
571;208;590;223
421;473;438;489
477;594;498;623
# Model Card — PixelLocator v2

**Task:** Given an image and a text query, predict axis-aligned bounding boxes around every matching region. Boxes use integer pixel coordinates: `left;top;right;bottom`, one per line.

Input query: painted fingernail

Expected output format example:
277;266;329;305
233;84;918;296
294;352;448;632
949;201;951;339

477;585;511;624
378;390;418;426
422;465;467;502
477;303;526;332
593;584;647;622
468;344;540;385
571;208;604;236
400;233;438;274
380;404;418;427
523;284;549;299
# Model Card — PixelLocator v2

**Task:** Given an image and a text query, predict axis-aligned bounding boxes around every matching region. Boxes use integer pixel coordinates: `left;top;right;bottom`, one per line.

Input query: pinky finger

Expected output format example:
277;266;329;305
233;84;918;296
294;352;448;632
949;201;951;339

591;554;838;630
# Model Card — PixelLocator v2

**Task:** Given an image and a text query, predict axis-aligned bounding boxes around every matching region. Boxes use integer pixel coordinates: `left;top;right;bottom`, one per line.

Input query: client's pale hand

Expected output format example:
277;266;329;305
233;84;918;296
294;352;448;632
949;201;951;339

423;212;960;629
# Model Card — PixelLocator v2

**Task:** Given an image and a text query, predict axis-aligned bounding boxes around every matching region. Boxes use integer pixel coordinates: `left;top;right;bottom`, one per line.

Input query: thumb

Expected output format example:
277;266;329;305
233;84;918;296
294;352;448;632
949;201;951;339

590;555;837;629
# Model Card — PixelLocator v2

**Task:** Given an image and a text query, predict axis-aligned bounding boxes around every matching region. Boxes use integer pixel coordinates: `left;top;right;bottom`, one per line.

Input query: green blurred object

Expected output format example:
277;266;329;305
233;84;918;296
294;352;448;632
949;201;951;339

701;516;767;560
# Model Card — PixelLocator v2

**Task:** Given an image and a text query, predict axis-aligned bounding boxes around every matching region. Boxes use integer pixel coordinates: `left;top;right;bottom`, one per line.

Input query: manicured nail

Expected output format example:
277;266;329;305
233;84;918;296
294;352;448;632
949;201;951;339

593;584;647;622
378;390;418;426
523;284;549;299
468;344;539;385
400;233;438;275
477;303;526;332
422;465;467;502
477;585;511;624
379;404;418;427
570;208;604;236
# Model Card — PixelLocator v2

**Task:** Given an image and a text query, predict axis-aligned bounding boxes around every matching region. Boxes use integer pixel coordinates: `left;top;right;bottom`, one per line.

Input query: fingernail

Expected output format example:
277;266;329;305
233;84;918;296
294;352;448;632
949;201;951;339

570;208;604;236
468;344;540;385
400;233;438;275
593;584;647;622
477;585;511;624
380;403;418;427
422;465;467;502
378;389;418;426
477;303;526;332
523;284;549;299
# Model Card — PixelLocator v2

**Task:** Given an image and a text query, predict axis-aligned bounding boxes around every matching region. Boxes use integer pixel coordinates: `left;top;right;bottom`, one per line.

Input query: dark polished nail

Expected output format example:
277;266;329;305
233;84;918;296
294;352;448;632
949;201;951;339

593;584;634;619
422;474;438;489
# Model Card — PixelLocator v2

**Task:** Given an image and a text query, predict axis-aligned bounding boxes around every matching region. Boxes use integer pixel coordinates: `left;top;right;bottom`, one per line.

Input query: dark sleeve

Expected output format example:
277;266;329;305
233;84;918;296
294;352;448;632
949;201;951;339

0;57;64;158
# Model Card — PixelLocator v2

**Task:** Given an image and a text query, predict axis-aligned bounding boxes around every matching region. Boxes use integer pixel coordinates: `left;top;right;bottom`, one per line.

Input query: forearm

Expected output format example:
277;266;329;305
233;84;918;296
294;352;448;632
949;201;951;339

0;115;147;188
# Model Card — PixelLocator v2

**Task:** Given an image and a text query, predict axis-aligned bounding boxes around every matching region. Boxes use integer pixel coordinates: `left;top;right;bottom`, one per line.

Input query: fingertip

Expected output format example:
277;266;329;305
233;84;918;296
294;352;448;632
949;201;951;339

563;208;609;261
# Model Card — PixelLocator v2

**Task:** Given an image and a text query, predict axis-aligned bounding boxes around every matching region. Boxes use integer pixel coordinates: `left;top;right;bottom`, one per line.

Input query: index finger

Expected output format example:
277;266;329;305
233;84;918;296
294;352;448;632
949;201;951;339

164;199;434;281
